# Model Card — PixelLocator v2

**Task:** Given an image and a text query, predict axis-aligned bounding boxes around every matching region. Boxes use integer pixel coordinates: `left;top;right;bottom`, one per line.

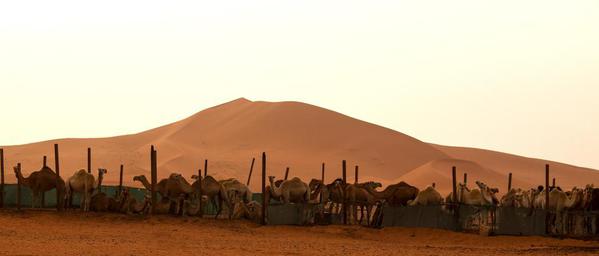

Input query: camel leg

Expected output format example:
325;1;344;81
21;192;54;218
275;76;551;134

366;205;372;226
214;196;222;219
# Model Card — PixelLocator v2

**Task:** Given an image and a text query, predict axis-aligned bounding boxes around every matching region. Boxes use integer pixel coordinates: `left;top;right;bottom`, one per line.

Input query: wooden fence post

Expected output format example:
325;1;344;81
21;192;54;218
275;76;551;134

54;144;61;211
284;167;290;180
463;172;467;184
43;156;47;167
320;163;325;204
246;158;255;186
118;164;124;196
0;148;4;208
452;166;457;203
150;146;157;215
87;147;91;174
261;152;266;225
342;160;347;225
545;164;550;203
552;178;556;188
355;165;359;184
545;164;550;234
197;166;203;218
204;159;208;177
508;173;512;191
16;163;21;210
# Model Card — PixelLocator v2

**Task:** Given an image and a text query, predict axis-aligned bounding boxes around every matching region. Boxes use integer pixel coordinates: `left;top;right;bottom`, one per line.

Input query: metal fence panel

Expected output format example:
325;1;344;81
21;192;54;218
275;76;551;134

267;203;319;225
495;207;547;236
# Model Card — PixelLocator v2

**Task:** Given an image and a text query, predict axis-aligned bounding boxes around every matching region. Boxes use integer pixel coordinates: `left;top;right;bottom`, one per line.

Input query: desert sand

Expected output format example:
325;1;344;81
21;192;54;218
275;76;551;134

1;98;598;195
0;210;597;256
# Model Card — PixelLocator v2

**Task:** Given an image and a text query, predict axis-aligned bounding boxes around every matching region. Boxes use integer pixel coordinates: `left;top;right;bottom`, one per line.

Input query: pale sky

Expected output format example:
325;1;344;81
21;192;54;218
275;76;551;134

1;1;598;169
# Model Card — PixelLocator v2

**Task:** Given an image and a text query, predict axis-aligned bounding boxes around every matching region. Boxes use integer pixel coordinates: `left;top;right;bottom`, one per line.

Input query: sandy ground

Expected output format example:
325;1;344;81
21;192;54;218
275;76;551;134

0;210;597;256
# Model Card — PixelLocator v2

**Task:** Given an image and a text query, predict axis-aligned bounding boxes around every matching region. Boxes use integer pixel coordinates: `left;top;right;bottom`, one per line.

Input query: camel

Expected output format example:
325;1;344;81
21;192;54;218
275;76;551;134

190;175;228;218
164;173;194;214
232;201;263;222
308;178;345;213
533;187;583;211
219;178;253;219
133;175;168;199
533;187;584;234
267;176;310;204
408;186;443;206
341;182;378;225
500;188;524;208
134;173;194;214
65;169;106;211
91;190;131;213
14;165;66;208
461;181;498;206
362;181;419;206
123;191;152;215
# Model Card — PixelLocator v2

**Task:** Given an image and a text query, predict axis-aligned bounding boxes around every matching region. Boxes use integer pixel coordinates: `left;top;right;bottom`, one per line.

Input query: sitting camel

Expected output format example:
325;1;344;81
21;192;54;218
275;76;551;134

267;176;310;204
14;165;66;208
408;186;443;206
232;201;263;222
219;178;253;219
65;168;106;211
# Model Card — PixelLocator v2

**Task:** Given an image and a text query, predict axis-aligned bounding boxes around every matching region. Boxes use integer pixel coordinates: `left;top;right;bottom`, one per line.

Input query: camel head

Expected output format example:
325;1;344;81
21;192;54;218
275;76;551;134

132;175;144;182
475;181;499;205
267;176;276;184
274;179;284;187
98;168;107;176
364;182;382;190
308;179;322;190
169;173;183;179
191;175;200;180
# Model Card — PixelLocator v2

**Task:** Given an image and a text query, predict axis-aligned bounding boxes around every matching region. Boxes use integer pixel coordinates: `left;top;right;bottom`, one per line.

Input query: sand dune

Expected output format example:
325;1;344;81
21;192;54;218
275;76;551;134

1;98;597;194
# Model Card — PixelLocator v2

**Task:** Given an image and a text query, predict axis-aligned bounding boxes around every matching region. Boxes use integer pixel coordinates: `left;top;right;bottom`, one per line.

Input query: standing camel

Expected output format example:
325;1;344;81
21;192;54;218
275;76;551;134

267;176;310;204
190;175;228;218
65;168;106;211
14;165;65;208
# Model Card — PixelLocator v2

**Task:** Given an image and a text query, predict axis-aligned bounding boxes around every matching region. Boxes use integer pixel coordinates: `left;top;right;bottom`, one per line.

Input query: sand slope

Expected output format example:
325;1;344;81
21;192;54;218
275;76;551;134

1;98;597;194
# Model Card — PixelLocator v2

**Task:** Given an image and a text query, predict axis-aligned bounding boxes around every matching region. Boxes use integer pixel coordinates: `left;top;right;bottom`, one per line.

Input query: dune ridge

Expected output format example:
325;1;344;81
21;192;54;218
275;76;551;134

1;98;597;194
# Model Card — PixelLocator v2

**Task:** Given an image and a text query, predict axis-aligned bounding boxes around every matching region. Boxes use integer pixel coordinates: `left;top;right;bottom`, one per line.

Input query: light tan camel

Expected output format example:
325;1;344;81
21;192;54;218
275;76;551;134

14;165;65;208
534;187;584;234
408;186;443;206
446;181;498;206
218;178;253;219
500;188;524;207
267;176;309;204
232;201;263;222
190;175;228;218
65;168;106;211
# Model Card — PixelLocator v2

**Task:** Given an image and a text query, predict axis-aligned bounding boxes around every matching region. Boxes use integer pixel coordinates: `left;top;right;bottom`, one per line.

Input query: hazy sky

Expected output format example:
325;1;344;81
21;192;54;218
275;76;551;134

1;1;598;169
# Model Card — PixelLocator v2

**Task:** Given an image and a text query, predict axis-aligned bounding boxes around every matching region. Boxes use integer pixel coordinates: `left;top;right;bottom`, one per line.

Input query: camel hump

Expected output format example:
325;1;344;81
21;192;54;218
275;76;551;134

74;169;88;175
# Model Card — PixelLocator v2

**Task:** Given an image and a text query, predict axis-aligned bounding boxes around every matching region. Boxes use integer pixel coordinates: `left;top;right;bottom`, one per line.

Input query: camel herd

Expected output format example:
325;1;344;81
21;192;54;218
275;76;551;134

9;163;599;232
